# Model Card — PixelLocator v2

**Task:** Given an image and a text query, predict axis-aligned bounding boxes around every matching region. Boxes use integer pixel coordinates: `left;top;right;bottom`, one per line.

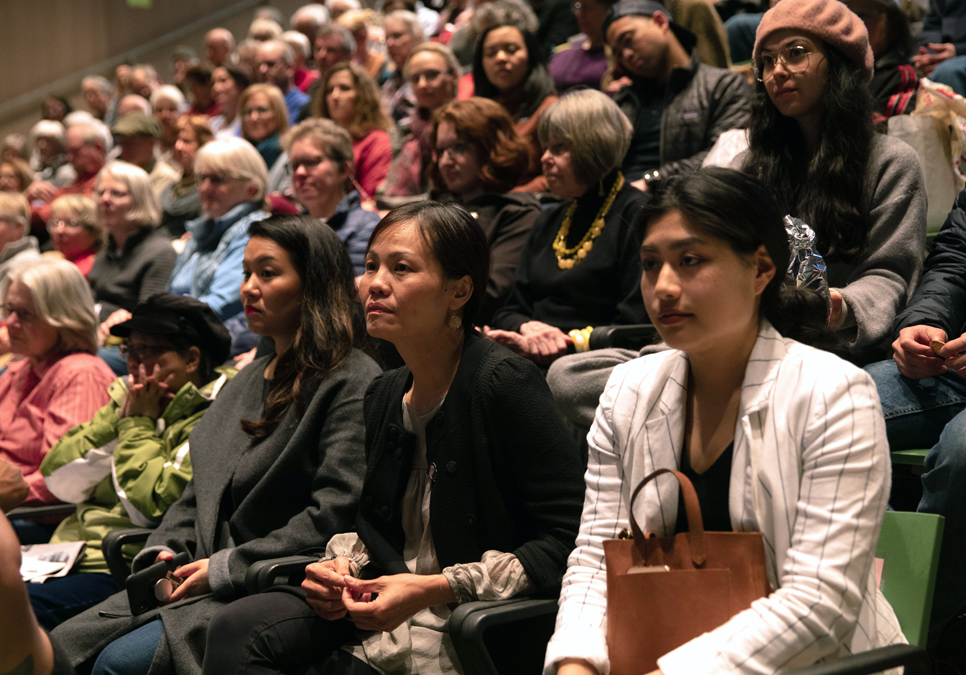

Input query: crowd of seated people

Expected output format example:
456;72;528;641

2;0;966;672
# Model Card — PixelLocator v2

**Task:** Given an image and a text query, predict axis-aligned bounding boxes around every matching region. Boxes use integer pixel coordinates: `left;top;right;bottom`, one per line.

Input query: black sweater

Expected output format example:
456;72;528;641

356;334;585;595
491;176;649;333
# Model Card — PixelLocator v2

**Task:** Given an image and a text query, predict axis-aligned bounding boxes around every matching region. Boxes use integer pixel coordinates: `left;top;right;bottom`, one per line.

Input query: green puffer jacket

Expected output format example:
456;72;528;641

39;368;235;574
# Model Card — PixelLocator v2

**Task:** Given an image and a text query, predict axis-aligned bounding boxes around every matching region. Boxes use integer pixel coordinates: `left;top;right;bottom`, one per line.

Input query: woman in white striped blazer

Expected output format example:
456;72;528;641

545;168;904;675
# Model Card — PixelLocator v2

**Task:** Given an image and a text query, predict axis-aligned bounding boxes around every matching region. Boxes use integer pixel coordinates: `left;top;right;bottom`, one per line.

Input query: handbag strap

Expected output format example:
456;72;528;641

629;468;707;566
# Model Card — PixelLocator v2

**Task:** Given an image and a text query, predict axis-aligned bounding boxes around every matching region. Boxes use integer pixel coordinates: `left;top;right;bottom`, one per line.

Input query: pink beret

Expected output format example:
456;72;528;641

752;0;873;82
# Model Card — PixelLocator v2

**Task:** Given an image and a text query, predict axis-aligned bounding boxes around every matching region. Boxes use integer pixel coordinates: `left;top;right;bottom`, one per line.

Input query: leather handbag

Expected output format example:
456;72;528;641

604;468;771;675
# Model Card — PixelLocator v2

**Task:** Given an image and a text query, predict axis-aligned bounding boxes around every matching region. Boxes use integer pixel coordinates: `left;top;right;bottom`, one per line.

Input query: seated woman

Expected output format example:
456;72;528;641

150;86;187;170
546;167;903;675
548;0;616;94
210;66;250;140
29;120;76;188
382;43;461;203
239;84;289;173
50;215;381;675
843;0;917;123
488;90;648;365
159;115;214;240
30;294;234;630
1;157;35;194
0;193;39;284
339;9;391;85
199;200;585;675
430;97;541;323
0;258;115;514
286;119;378;276
741;0;926;364
167;137;270;321
380;10;424;125
48;195;102;278
313;62;394;202
473;20;558;193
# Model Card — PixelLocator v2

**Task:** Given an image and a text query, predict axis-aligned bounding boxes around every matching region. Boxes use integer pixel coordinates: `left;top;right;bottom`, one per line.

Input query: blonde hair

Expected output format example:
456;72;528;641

2;257;98;354
50;194;103;249
0;193;29;234
239;84;290;142
96;161;161;227
405;42;462;81
538;89;633;187
195;138;269;204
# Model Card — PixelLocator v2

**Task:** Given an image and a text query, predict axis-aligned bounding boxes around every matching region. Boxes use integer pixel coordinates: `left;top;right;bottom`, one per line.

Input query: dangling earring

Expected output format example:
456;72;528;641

448;314;462;330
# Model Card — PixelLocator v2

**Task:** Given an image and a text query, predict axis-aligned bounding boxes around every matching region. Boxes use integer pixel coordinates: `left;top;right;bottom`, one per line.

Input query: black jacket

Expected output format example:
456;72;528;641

893;186;966;338
356;334;585;595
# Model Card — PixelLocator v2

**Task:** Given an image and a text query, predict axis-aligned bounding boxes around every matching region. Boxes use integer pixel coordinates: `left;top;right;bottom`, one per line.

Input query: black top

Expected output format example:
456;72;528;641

622;94;665;182
356;333;585;595
490;173;649;333
674;442;734;535
88;226;178;321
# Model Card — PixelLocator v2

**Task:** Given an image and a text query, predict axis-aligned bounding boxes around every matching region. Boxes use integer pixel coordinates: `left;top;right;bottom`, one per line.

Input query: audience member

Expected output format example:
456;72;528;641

546;166;903;675
430;97;541;323
168;138;270;320
205;27;236;68
116;94;152;117
48;195;102;278
451;0;539;69
911;0;966;95
29;120;76;188
210;66;250;139
313;62;394;201
865;185;966;646
171;46;200;92
82;75;119;128
0;158;34;194
200;200;584;675
0;258;115;513
129;65;160;100
1;134;28;163
742;0;925;363
383;43;460;200
664;0;733;68
383;0;441;37
51;214;380;675
488;90;647;364
256;39;311;124
381;10;425;124
150;85;188;165
474;21;558;192
184;66;219;118
249;17;285;42
237;38;262;80
88;161;177;333
531;0;581;59
0;194;40;283
328;0;361;22
549;0;616;93
281;30;319;93
604;0;750;186
42;95;72;124
239;84;290;171
31;294;233;630
844;0;918;122
112;113;181;200
286;119;379;275
290;3;331;48
313;24;356;79
159;116;214;239
115;64;133;98
339;9;391;84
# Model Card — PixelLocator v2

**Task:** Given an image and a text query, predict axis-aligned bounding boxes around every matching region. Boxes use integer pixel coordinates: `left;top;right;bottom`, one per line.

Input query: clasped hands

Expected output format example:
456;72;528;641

893;325;966;379
302;556;455;632
118;363;175;421
484;321;572;366
912;43;957;76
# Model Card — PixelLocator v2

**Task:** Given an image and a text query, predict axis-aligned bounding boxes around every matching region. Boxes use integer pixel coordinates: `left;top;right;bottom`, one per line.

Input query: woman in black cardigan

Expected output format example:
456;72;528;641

202;201;585;675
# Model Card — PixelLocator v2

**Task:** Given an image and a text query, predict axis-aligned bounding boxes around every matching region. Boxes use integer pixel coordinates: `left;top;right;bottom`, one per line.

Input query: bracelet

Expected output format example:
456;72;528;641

568;326;595;353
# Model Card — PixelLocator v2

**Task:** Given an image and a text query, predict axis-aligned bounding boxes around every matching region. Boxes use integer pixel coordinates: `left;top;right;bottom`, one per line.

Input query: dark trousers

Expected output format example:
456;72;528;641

203;589;377;675
28;573;116;632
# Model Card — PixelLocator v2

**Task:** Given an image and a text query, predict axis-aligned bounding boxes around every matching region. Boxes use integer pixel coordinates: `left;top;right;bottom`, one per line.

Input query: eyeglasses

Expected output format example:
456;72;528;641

754;45;819;82
93;188;130;200
198;173;237;186
243;105;273;118
409;69;445;85
47;218;85;232
119;342;174;362
436;142;472;159
2;303;38;324
290;156;327;173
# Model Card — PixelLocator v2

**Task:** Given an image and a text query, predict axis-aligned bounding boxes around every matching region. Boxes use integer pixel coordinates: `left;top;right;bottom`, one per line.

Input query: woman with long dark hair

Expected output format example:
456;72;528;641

741;0;925;363
547;167;902;675
50;214;381;675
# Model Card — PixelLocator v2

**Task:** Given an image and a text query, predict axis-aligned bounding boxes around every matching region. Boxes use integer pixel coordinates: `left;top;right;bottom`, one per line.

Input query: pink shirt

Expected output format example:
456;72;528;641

352;130;393;201
0;352;115;506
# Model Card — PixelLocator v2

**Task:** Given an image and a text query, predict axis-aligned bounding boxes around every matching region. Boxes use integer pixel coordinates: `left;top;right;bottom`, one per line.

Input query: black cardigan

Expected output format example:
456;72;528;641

356;334;585;595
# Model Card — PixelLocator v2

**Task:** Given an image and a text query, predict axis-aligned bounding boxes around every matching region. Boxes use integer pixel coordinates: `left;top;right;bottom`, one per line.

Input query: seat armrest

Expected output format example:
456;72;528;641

781;645;929;675
6;504;77;520
449;598;559;675
102;528;152;590
245;555;319;596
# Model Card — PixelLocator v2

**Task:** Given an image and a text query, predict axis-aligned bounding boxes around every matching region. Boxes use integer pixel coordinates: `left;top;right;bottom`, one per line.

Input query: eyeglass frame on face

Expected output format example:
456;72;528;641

754;45;820;82
242;105;273;118
198;173;242;187
47;218;85;232
2;303;38;324
435;141;472;159
119;341;176;363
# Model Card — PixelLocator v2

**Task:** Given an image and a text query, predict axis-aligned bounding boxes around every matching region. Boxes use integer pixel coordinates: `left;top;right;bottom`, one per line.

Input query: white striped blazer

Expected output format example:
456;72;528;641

544;321;904;675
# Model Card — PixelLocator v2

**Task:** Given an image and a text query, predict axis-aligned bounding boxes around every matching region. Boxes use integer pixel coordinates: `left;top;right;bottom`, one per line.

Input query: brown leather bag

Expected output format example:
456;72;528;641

604;468;771;675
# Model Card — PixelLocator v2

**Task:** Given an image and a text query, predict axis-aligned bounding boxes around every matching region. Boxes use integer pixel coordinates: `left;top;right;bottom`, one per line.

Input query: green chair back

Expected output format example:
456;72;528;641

876;511;944;647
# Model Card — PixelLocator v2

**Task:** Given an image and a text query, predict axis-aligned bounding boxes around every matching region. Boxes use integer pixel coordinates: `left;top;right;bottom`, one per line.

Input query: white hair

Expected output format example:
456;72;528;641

291;4;330;28
195;138;269;204
29;120;66;148
81;75;113;94
150;85;187;112
385;10;425;42
260;39;296;66
68;119;113;151
249;17;284;41
63;111;96;128
118;94;153;116
281;30;312;59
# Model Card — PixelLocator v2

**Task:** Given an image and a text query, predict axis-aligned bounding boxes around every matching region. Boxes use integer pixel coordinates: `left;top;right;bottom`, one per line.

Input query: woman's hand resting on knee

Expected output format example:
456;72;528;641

340;574;456;632
303;556;356;620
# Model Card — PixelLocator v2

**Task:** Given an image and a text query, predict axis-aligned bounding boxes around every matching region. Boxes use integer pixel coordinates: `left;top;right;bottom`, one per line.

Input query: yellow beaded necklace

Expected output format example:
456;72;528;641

552;172;625;270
